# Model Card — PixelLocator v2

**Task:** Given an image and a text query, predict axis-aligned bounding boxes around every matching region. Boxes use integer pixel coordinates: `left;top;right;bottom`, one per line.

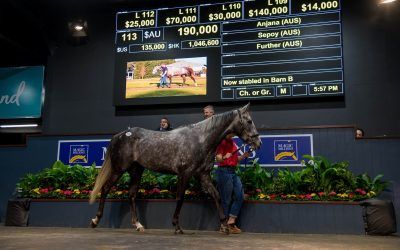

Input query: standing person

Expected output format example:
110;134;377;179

159;63;169;88
215;133;250;234
203;105;215;119
156;117;172;131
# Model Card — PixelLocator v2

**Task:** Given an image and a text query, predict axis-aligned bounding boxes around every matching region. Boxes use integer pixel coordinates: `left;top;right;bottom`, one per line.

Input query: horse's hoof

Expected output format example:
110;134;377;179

219;225;229;235
136;227;145;232
174;229;184;234
90;219;98;228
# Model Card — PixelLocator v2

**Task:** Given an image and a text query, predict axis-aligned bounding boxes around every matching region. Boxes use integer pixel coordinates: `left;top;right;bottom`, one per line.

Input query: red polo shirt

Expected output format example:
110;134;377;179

216;138;239;167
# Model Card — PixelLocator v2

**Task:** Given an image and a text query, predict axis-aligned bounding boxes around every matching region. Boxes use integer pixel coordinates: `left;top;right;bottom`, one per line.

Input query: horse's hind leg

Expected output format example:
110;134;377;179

181;75;187;86
172;176;189;234
190;74;197;87
90;170;122;228
127;165;145;232
199;173;228;234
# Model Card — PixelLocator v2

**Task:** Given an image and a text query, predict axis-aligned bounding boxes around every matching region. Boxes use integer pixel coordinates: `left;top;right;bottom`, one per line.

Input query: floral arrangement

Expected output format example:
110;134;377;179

16;156;388;201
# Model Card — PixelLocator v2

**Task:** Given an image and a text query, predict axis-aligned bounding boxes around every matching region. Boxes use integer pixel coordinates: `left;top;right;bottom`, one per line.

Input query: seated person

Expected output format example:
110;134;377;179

156;117;172;131
356;128;364;138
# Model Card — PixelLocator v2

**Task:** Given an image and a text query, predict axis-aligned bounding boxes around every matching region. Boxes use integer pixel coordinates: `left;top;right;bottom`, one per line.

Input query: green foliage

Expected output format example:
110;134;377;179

16;156;388;201
301;155;356;193
273;169;303;194
17;161;98;192
355;173;388;193
238;158;273;193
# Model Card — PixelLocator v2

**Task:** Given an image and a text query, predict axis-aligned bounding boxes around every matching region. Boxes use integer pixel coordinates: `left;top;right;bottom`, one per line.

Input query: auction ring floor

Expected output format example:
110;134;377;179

0;226;399;250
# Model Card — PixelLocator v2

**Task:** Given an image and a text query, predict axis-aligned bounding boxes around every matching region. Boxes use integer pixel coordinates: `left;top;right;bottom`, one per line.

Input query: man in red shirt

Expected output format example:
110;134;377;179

216;133;250;234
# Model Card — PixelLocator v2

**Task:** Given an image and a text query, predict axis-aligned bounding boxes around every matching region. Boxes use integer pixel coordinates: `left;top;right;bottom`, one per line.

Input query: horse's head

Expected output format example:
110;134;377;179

152;66;160;75
233;103;261;151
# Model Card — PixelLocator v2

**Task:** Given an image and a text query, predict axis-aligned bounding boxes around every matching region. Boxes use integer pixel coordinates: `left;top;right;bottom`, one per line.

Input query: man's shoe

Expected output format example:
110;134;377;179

228;224;241;234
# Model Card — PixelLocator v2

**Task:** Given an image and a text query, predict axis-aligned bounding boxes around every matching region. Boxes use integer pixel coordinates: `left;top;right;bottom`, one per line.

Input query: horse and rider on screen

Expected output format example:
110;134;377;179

152;62;204;88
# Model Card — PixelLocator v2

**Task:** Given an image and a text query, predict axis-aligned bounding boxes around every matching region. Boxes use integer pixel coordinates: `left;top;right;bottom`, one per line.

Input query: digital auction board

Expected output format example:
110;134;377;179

114;0;343;106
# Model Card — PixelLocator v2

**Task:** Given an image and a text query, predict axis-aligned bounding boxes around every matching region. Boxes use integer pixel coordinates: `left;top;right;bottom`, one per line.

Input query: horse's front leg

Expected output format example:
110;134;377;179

181;75;187;86
172;176;188;234
128;166;145;232
198;173;228;234
168;75;172;87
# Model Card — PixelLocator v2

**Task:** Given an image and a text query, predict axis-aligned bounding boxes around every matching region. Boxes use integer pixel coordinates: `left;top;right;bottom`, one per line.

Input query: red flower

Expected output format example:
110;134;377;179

305;194;312;200
63;190;72;196
40;188;49;194
299;194;306;199
269;194;276;200
318;192;325;196
148;188;161;195
355;188;367;195
255;189;262;193
329;191;337;196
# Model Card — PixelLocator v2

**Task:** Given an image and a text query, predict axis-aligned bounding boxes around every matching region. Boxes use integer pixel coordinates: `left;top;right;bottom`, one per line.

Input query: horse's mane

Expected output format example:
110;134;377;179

177;109;237;133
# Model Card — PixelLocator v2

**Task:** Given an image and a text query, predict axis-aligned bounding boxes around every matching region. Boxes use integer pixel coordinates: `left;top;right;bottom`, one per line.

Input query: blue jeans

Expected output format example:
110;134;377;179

216;167;244;218
160;75;168;87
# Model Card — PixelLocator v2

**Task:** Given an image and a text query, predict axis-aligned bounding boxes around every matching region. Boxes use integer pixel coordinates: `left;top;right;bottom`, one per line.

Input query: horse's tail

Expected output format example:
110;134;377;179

90;150;112;204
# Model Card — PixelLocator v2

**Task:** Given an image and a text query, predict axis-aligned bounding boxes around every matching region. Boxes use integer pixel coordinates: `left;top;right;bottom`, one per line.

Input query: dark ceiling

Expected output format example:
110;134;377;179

0;0;227;66
0;0;126;66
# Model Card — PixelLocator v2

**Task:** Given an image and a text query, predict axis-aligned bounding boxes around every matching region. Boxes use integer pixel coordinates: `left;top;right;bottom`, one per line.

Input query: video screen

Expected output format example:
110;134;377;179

125;57;207;99
114;0;344;106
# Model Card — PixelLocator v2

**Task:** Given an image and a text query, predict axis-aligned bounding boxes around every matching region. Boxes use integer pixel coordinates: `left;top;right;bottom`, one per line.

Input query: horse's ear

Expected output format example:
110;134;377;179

240;102;250;112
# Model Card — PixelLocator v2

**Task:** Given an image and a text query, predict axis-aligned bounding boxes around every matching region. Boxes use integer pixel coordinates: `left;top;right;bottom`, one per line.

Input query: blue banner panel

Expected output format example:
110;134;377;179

58;134;313;168
0;66;45;119
57;140;110;167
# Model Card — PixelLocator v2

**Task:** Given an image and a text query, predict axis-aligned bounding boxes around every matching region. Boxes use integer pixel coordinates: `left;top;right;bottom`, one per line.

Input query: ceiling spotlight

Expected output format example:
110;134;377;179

379;0;397;4
68;20;88;45
68;20;88;37
74;25;84;31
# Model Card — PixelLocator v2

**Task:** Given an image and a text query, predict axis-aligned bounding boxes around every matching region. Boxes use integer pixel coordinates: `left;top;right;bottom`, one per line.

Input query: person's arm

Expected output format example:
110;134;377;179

216;152;232;162
238;152;250;161
216;140;231;162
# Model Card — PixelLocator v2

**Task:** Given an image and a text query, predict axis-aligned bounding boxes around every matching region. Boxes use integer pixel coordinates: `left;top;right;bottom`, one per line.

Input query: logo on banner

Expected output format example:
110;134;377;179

274;140;298;161
69;145;89;164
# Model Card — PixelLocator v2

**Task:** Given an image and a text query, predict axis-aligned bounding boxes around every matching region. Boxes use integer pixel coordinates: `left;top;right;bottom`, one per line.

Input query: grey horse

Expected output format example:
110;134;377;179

89;103;261;234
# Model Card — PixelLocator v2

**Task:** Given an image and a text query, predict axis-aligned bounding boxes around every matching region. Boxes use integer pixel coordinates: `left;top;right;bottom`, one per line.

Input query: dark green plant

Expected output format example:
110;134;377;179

156;174;178;191
273;169;303;194
238;158;273;193
17;173;42;197
356;173;388;193
116;172;131;190
140;170;158;189
16;157;389;201
302;155;356;193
